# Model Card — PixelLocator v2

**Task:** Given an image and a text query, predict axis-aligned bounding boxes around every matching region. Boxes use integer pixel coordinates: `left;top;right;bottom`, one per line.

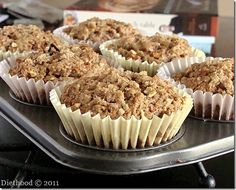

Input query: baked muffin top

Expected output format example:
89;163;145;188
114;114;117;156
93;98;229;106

9;44;108;83
63;17;140;43
60;67;186;119
172;58;234;96
0;24;64;53
107;33;193;64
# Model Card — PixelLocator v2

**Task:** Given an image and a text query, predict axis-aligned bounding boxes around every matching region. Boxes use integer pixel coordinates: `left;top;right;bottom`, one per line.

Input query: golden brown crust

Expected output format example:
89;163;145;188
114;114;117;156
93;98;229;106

9;44;108;83
0;24;63;53
108;33;192;64
173;58;234;95
61;67;186;119
63;17;140;43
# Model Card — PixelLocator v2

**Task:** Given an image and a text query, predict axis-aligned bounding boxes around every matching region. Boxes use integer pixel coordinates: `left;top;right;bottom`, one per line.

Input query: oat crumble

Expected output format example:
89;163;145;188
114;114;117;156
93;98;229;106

63;17;140;43
61;67;186;119
9;44;108;83
0;24;64;53
107;33;193;64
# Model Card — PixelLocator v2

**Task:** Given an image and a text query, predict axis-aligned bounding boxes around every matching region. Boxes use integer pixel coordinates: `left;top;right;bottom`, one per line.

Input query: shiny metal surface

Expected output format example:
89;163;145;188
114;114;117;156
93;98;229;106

9;90;50;108
188;115;234;123
0;80;234;175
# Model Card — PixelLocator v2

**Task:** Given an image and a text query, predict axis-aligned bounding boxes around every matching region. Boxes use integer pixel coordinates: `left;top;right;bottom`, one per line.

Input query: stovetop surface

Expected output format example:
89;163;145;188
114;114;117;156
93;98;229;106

0;116;234;188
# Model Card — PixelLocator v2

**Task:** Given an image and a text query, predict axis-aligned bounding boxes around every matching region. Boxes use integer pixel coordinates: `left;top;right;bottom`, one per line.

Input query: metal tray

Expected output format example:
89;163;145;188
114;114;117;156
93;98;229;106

0;80;234;175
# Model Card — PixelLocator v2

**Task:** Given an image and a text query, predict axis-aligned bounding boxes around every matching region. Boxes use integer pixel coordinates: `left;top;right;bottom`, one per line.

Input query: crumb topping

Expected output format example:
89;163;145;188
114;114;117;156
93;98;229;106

63;17;139;43
9;44;108;83
108;33;193;64
0;24;64;53
61;67;186;119
173;58;234;95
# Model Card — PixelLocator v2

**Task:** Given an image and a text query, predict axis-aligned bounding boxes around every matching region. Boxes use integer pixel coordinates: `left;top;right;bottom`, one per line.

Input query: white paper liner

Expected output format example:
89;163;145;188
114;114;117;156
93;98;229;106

0;56;64;105
50;84;193;150
157;57;234;120
53;25;100;52
99;39;206;77
0;50;32;62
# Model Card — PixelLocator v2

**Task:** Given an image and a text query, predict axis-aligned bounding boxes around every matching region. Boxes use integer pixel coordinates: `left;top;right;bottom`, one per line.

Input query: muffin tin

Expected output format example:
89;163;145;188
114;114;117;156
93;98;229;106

0;79;234;174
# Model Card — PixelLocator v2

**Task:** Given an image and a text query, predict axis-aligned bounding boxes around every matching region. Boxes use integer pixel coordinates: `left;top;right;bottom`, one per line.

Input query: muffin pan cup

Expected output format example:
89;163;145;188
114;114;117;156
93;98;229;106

157;57;234;121
49;84;193;150
99;39;206;76
53;25;100;52
0;56;65;105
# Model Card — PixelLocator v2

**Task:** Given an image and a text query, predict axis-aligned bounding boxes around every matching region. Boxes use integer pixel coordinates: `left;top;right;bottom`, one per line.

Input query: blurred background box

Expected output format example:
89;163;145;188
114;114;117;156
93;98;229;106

61;0;221;55
62;0;219;36
39;0;233;17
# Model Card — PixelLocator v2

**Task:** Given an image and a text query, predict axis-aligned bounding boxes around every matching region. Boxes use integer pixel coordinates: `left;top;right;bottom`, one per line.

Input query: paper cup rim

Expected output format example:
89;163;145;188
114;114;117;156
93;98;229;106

53;25;100;50
0;50;35;62
0;49;26;54
99;39;206;70
49;84;193;122
0;57;62;86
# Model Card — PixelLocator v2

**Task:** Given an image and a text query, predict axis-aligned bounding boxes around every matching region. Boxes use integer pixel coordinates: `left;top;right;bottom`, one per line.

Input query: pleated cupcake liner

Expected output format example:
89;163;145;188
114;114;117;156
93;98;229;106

0;56;65;105
157;57;234;121
50;84;193;150
53;25;100;52
0;50;32;62
99;39;206;77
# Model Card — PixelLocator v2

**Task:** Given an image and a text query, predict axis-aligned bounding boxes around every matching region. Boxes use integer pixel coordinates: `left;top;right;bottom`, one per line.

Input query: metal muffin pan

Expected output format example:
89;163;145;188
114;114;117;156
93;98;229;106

0;80;234;174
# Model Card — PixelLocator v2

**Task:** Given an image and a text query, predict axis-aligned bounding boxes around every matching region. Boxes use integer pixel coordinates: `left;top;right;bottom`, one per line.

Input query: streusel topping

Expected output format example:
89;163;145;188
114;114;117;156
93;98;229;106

9;44;108;83
173;58;234;95
61;67;186;119
108;33;193;64
0;24;63;53
63;17;140;43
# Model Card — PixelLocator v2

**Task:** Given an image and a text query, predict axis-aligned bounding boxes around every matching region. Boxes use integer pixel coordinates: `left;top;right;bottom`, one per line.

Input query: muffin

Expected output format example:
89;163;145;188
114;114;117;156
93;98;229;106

0;44;108;105
0;24;64;61
53;17;140;51
100;33;205;76
50;67;193;149
157;57;234;120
